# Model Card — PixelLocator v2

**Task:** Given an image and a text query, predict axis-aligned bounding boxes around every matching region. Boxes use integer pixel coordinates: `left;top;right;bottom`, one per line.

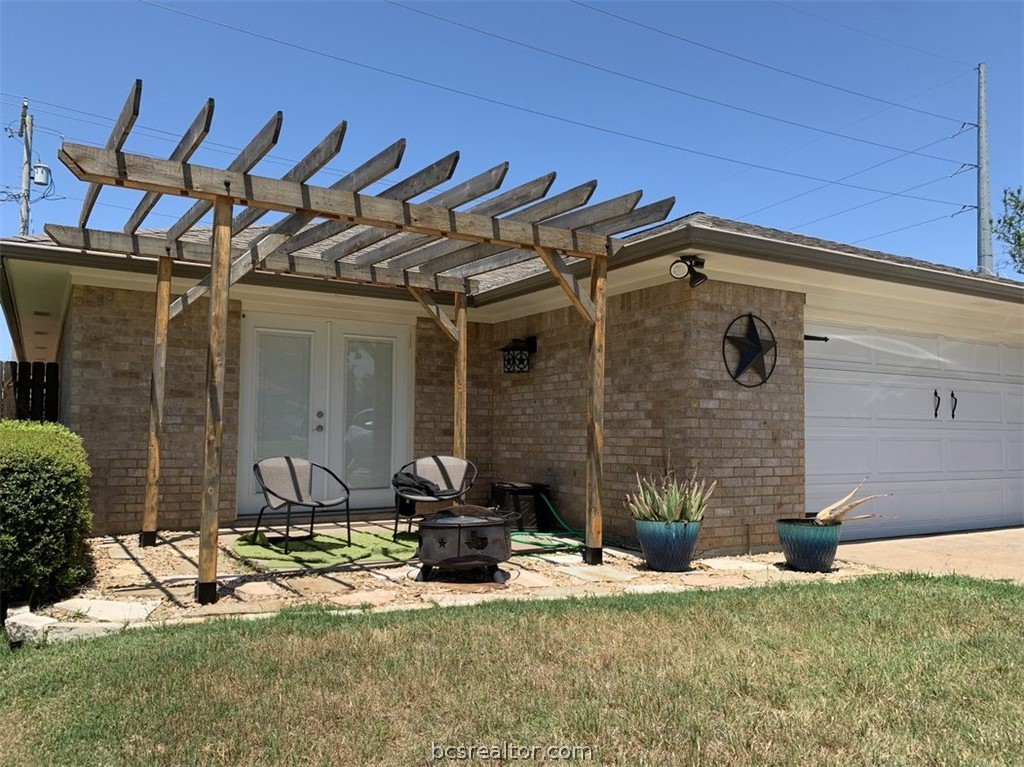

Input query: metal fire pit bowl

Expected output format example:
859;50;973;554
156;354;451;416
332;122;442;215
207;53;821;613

416;505;517;581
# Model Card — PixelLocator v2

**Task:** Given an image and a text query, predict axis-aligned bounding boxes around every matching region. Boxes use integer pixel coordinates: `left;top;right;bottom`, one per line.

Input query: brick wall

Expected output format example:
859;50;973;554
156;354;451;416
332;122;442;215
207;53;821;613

63;285;241;534
414;279;805;555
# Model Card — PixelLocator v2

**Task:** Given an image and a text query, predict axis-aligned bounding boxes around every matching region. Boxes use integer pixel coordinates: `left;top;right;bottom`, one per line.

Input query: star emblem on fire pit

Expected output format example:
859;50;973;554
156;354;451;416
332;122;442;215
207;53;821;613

436;537;447;549
723;313;777;387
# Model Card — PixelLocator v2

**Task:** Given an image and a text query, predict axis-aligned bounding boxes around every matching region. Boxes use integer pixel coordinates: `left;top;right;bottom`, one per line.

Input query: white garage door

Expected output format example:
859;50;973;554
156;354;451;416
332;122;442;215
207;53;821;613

805;322;1024;541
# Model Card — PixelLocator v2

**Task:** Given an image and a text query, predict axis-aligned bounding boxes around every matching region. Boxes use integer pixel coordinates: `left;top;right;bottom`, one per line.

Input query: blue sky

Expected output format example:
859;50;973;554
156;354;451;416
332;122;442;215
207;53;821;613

1;1;1021;360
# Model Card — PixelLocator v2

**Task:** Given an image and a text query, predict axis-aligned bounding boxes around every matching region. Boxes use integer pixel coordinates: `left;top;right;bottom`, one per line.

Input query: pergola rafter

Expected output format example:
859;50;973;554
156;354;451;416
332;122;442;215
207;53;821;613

47;81;674;603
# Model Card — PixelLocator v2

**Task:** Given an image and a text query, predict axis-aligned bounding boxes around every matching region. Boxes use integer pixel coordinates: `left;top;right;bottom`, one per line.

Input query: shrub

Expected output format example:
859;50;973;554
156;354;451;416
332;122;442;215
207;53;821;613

0;421;93;612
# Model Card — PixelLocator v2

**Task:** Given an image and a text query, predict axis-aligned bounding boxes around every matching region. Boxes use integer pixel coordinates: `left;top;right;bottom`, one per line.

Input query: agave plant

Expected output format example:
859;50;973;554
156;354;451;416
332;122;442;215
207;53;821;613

813;477;889;526
626;469;716;523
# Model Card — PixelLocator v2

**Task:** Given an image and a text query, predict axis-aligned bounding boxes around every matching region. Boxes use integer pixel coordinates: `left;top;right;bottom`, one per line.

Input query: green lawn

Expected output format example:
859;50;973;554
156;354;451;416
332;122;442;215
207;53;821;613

2;574;1022;767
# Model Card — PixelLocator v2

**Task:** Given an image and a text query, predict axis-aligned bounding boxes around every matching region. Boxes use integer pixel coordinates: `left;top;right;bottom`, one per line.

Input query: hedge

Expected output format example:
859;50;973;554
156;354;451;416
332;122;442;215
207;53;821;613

0;421;93;611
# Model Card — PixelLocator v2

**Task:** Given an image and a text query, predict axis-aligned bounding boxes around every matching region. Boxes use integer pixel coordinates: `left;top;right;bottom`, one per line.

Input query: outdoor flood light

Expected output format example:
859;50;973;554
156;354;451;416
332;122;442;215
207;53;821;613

501;336;537;373
670;255;708;288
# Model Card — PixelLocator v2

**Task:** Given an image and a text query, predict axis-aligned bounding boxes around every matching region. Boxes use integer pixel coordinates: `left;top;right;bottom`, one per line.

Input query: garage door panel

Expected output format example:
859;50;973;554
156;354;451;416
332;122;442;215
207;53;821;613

941;340;1001;375
805;434;873;476
806;380;875;419
831;484;944;541
876;437;942;474
1005;435;1023;472
1004;390;1024;424
873;332;940;369
946;481;1014;528
945;387;1003;424
1000;345;1024;378
946;437;1007;474
805;325;874;366
875;382;941;421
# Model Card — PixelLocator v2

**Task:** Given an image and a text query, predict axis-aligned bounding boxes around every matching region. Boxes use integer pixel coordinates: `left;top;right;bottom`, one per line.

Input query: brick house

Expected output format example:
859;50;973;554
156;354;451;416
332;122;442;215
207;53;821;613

2;212;1021;553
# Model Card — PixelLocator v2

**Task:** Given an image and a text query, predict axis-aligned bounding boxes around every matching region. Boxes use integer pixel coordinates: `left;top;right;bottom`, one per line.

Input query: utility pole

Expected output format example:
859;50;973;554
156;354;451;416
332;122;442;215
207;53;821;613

977;63;993;275
17;99;32;237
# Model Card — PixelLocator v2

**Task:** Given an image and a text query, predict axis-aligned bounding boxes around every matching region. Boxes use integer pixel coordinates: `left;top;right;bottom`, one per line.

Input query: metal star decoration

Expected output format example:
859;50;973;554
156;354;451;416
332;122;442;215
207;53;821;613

724;313;777;386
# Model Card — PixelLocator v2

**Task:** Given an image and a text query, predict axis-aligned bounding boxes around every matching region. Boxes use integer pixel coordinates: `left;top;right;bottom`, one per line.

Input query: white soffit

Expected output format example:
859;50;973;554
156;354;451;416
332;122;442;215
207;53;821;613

4;260;71;362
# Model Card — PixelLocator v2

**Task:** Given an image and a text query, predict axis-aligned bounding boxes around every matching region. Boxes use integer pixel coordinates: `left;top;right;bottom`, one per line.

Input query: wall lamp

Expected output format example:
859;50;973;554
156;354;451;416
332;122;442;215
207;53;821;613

669;255;708;288
501;336;537;373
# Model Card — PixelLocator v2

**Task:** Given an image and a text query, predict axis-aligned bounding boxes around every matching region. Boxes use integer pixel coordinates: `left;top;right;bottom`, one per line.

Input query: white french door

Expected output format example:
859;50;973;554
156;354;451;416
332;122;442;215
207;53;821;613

237;315;411;515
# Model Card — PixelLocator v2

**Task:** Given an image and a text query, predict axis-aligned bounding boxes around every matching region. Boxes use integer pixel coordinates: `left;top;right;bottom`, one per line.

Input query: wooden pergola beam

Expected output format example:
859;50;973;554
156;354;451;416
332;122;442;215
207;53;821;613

58;144;619;259
416;181;599;276
79;79;142;228
453;293;468;458
195;195;233;605
139;254;172;546
44;225;472;294
535;246;596;323
125;98;215;235
351;171;557;269
584;255;608;564
165;112;283;242
336;161;510;265
166;138;408;317
231;120;348;235
407;287;458;343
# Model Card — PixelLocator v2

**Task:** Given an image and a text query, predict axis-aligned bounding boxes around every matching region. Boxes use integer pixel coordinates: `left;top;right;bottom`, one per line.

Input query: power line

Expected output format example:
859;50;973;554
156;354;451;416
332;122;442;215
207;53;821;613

738;128;973;219
793;175;975;230
570;0;972;125
852;208;970;245
130;0;974;210
772;2;973;67
386;0;967;165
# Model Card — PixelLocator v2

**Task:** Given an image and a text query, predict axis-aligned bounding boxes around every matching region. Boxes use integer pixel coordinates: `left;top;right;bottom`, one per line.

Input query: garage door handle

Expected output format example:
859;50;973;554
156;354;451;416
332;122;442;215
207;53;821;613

950;390;957;420
933;389;940;419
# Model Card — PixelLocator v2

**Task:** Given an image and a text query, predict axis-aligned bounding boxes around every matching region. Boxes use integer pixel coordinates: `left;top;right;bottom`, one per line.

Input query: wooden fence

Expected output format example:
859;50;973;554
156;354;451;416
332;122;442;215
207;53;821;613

0;361;60;422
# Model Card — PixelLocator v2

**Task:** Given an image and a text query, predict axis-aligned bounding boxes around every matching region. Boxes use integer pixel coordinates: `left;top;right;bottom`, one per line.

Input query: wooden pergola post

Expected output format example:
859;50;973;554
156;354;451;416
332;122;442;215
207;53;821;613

140;255;172;547
584;255;608;565
195;195;233;604
453;293;468;458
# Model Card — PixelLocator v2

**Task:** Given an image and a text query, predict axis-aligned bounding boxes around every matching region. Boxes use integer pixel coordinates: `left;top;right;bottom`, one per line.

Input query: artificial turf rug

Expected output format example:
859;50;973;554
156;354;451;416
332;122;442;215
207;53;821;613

233;529;417;570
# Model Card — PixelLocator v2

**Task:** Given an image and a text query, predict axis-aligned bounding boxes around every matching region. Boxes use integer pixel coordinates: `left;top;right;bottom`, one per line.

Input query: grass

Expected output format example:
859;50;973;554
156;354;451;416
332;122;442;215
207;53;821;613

1;574;1022;767
232;528;417;570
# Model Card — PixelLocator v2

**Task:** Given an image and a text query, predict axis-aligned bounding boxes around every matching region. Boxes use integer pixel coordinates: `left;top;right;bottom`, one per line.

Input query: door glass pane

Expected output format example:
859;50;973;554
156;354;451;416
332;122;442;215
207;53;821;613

255;331;311;461
344;338;393;489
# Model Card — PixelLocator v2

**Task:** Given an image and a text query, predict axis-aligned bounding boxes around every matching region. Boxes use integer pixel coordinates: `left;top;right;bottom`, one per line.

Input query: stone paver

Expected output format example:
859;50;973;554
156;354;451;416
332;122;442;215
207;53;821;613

559;565;640;583
52;598;159;623
4;613;59;644
286;577;359;597
46;622;124;643
529;553;585;566
329;589;398;608
106;547;136;560
509;569;555;588
233;581;288;601
699;557;773;572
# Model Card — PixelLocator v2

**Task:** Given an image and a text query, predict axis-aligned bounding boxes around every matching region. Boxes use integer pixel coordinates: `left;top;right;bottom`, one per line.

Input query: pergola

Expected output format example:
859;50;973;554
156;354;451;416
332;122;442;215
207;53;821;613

45;81;674;603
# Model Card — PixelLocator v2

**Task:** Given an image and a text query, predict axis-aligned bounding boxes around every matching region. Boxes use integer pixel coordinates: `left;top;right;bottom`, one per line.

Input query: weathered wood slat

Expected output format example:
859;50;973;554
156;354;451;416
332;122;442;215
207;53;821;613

434;190;641;279
453;293;468;458
584;255;608;563
124;99;215;234
535;246;596;323
278;150;460;256
195;196;233;604
59;144;618;258
44;225;471;294
29;362;45;421
380;172;558;271
334;161;510;265
231;120;347;235
407;287;458;343
417;181;599;276
165;112;283;242
578;197;676;236
169;139;417;318
43;362;59;422
79;79;142;228
142;255;172;543
14;362;30;419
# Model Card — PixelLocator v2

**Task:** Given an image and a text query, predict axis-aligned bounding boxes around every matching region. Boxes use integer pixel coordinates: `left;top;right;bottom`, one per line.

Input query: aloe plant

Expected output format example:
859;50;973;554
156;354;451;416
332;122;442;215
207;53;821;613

813;477;889;526
626;469;716;523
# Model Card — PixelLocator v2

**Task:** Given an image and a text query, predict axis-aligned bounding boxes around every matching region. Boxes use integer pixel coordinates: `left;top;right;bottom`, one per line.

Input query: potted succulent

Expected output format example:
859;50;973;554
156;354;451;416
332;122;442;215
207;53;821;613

626;469;716;572
776;478;889;572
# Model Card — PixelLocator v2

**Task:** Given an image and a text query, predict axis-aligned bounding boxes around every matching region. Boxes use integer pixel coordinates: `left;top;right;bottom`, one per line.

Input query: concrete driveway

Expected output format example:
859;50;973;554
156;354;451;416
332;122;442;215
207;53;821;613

837;527;1024;584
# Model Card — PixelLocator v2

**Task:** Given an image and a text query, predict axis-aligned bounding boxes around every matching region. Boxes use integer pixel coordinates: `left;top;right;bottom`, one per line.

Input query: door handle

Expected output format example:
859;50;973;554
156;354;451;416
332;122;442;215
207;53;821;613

933;389;940;419
950;390;957;420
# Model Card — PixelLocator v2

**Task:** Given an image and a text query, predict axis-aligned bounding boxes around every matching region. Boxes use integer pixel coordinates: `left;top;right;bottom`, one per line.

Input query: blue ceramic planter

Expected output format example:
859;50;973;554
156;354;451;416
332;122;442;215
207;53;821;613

634;519;702;572
776;518;842;572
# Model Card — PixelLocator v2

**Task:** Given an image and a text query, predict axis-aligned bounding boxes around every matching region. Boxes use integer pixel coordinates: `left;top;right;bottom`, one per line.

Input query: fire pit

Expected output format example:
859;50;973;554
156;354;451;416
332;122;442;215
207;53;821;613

416;505;516;581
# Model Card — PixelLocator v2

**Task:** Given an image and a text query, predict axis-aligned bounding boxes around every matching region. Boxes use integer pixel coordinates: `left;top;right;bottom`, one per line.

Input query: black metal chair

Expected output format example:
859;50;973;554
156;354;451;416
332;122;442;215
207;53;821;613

390;455;477;540
252;457;351;553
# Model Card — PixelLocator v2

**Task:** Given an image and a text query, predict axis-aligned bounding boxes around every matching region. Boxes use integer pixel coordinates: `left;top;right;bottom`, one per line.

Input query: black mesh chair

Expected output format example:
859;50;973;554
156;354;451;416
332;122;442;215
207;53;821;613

390;455;477;540
252;457;351;553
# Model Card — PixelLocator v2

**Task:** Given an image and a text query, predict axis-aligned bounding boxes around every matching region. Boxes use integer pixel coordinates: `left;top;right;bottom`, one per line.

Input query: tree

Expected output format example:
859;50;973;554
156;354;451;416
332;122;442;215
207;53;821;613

994;186;1024;275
